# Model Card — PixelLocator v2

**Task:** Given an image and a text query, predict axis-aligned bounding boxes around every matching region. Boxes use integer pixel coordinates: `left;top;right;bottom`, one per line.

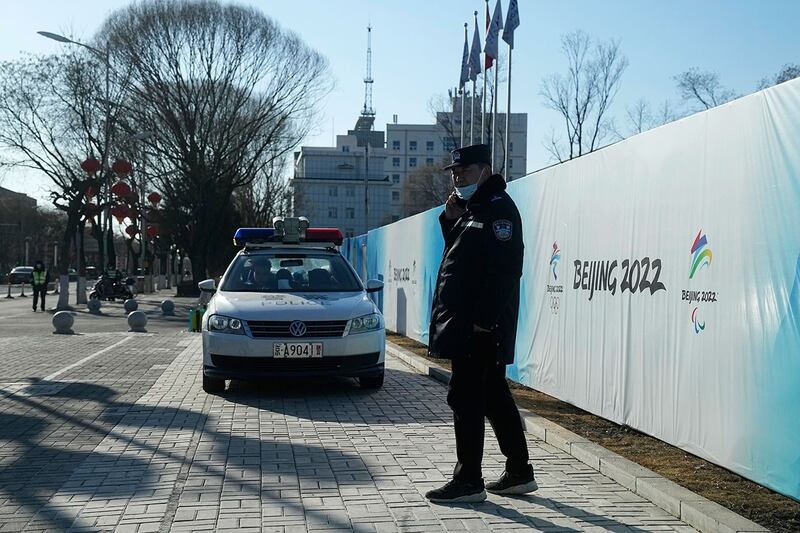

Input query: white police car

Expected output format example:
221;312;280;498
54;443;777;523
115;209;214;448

198;217;385;393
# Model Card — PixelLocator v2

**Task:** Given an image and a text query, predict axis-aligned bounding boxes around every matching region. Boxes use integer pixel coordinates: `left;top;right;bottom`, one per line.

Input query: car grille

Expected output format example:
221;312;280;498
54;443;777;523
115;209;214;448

246;320;348;338
210;353;380;373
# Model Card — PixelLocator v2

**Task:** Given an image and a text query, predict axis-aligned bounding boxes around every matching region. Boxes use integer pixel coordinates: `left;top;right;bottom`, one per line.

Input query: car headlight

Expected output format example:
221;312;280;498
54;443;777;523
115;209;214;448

207;314;244;335
345;313;383;335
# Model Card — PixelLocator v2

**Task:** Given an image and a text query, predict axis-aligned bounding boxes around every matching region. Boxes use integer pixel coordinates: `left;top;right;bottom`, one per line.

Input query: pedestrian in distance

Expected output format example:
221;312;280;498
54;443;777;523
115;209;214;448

425;144;537;503
31;260;48;312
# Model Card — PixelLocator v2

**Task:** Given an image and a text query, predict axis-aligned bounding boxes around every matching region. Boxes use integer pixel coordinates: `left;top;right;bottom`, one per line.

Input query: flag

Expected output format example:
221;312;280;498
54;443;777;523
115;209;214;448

484;0;504;70
484;1;492;70
502;0;520;48
467;13;482;82
459;24;469;88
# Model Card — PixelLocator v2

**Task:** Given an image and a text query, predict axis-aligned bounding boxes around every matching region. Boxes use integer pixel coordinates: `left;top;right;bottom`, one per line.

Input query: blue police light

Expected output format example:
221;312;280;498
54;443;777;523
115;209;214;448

233;228;276;247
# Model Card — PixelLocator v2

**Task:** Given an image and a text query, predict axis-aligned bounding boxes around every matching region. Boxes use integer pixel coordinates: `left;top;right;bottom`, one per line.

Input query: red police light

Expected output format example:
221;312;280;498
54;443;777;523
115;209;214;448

305;228;343;245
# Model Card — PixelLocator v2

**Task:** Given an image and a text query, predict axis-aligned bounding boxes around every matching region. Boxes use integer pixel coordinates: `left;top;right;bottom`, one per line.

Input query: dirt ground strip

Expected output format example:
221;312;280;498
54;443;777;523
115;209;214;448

386;332;800;533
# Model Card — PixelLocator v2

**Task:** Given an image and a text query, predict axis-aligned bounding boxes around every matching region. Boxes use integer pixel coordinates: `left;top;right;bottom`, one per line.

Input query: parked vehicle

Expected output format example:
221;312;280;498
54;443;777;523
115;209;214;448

86;266;99;280
89;274;135;301
7;266;33;284
199;217;385;394
68;268;77;281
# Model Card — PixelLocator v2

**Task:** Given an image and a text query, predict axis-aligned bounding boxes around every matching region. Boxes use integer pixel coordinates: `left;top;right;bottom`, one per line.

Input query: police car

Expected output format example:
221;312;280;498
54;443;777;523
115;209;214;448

198;217;385;393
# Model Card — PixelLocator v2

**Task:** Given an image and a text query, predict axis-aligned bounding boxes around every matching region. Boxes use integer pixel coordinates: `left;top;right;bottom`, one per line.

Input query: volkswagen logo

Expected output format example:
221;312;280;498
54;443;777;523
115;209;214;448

289;321;307;337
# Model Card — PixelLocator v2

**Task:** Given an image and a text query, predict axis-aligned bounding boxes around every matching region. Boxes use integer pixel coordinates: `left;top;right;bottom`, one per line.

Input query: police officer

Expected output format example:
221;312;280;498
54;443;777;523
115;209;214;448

425;144;537;503
31;260;48;312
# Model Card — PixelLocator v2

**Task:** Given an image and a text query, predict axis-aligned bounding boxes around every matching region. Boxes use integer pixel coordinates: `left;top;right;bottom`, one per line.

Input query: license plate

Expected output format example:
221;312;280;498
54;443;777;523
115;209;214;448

273;342;323;358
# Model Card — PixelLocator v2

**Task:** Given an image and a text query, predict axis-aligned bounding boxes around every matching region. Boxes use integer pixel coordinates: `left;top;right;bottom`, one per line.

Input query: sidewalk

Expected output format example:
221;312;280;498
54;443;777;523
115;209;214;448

0;333;699;532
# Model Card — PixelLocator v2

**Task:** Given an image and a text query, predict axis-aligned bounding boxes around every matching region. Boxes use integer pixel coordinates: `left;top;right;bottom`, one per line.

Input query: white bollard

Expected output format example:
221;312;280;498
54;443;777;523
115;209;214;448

161;300;175;315
87;299;101;314
127;310;147;332
52;311;74;334
124;299;138;313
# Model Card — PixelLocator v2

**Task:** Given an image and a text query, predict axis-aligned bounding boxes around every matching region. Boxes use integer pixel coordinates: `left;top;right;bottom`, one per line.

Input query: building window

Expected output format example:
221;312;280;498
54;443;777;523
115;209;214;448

409;157;417;168
426;141;434;151
442;137;456;151
346;207;355;219
342;145;350;153
392;215;400;222
346;186;355;197
329;186;338;197
392;140;400;150
345;228;354;238
426;158;434;166
392;157;400;167
509;158;514;168
509;142;514;153
392;191;400;202
409;141;417;151
392;174;400;184
328;206;338;218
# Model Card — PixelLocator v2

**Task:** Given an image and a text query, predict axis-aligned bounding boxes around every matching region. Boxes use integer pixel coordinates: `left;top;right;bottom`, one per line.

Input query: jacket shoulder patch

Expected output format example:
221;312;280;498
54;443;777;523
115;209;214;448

492;219;513;241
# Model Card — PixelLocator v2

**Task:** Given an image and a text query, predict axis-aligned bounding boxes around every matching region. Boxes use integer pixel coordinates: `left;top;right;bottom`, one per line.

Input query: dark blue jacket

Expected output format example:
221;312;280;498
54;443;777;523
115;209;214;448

428;174;524;364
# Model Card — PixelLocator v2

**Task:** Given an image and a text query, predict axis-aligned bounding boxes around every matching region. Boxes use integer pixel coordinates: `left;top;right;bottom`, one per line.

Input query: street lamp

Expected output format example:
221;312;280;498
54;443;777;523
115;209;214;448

38;31;113;269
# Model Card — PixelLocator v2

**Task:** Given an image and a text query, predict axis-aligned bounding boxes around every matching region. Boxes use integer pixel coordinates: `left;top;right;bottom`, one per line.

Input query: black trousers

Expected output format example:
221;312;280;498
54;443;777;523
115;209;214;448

32;285;46;310
447;342;530;484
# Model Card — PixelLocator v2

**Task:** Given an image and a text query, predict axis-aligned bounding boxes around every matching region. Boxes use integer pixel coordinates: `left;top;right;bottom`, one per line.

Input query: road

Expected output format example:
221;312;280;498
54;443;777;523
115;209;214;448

0;289;697;532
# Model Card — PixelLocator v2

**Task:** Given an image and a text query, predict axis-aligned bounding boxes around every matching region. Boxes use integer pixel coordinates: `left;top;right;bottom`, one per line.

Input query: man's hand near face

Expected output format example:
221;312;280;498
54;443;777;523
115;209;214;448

444;192;467;220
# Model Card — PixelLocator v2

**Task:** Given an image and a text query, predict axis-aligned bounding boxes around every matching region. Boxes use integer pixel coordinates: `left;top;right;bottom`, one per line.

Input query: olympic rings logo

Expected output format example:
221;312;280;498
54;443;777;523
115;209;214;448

549;296;560;314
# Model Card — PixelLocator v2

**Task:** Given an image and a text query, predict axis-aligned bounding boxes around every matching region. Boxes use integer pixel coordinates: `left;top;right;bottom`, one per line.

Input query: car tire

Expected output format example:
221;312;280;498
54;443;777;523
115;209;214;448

203;374;225;393
359;372;384;390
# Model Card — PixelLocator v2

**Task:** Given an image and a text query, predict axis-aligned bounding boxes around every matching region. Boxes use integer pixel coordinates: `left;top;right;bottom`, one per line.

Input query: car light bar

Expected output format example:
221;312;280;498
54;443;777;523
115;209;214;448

305;228;344;246
233;228;276;247
233;222;343;247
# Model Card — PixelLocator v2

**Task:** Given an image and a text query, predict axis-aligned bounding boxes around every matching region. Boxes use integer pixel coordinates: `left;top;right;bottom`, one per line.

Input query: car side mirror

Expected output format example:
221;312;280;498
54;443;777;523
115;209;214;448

366;279;384;293
198;279;216;293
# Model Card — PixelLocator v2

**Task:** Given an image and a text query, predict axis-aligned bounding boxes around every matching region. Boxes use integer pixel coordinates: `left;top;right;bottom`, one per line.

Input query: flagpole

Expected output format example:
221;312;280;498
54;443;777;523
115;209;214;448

481;0;489;144
492;49;500;170
504;45;512;178
470;80;476;144
460;87;465;147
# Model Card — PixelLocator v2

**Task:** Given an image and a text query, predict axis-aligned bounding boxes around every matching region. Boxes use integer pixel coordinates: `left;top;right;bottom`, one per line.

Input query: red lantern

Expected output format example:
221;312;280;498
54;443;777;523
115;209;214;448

146;226;158;238
83;203;100;218
147;192;162;205
85;185;98;199
111;180;132;198
110;205;130;224
125;225;138;237
112;159;132;177
81;157;101;176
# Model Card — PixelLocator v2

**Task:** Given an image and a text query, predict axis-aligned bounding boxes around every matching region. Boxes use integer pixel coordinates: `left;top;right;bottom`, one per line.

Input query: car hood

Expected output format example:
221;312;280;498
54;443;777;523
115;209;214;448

209;291;378;322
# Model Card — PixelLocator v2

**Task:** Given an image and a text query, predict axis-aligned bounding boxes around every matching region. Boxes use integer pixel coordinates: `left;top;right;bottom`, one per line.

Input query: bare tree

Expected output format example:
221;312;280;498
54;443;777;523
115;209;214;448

674;68;736;111
100;0;333;282
401;158;452;216
541;30;628;162
0;52;125;308
612;98;684;140
757;63;800;90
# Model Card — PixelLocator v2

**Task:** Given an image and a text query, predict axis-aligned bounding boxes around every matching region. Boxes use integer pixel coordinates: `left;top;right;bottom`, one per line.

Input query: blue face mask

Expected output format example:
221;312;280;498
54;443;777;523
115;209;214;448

455;183;478;200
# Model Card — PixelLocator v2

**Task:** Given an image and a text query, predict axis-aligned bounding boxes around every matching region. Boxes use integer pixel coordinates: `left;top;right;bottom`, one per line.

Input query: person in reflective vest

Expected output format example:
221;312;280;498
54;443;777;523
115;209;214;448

31;260;48;312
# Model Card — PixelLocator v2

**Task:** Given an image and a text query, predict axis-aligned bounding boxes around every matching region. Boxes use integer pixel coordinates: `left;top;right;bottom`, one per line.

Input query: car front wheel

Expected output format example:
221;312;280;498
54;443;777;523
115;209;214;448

202;374;225;393
359;372;384;390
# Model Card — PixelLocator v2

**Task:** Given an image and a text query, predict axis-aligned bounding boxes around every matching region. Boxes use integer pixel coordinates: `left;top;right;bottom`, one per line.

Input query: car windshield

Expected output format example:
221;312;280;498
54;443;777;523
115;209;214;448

220;252;362;293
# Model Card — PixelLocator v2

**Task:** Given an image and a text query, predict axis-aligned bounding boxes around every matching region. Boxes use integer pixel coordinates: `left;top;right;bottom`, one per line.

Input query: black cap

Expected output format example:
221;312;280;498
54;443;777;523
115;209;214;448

443;143;491;170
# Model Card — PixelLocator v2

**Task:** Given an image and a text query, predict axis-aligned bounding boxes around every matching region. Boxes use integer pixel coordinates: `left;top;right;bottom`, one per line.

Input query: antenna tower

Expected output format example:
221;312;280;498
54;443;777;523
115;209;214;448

361;25;375;117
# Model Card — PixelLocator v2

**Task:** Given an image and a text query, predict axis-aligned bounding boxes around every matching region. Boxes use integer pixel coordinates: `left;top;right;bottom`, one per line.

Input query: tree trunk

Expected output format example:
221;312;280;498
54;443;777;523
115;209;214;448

55;213;78;310
75;221;87;305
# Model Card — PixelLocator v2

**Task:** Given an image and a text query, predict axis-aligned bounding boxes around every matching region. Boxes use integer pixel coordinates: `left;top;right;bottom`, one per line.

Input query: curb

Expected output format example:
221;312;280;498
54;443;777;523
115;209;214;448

385;341;769;533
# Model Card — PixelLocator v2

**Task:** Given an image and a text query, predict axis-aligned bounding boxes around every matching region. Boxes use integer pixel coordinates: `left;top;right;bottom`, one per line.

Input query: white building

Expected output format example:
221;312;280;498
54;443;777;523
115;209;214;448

291;96;527;231
386;94;527;219
290;125;392;237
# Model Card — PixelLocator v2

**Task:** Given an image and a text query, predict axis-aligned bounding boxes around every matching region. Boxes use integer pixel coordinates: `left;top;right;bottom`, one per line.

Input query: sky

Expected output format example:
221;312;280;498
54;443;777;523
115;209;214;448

1;0;798;204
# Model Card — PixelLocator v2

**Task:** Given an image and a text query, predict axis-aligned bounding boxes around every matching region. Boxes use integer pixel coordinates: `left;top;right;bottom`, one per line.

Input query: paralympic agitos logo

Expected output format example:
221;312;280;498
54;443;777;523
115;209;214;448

682;230;717;334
